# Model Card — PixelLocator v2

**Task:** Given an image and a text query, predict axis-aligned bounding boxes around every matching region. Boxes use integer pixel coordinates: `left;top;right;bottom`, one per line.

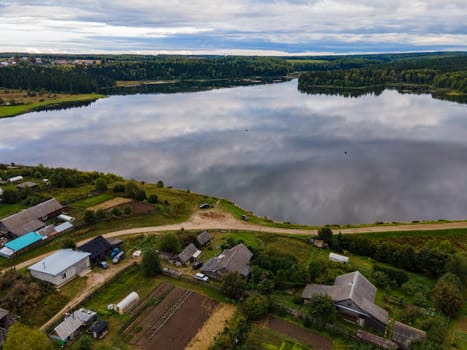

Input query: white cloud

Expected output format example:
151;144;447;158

0;0;466;53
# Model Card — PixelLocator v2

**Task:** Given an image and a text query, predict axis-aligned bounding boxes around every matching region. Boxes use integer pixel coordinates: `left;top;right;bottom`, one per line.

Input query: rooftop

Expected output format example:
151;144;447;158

5;231;43;252
28;249;90;276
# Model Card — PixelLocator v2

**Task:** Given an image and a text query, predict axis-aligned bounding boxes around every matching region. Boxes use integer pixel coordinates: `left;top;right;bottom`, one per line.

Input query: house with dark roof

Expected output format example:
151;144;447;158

28;249;91;287
177;243;201;265
78;235;112;264
202;243;253;280
196;231;211;247
302;271;388;332
392;321;426;350
88;320;108;339
0;198;63;238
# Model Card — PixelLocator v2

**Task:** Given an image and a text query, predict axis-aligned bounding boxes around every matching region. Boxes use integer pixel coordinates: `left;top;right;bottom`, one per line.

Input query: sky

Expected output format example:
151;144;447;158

0;0;466;55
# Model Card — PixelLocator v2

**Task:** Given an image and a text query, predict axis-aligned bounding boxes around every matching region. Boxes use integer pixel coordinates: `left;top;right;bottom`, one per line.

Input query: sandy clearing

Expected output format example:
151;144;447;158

186;303;236;350
89;197;133;211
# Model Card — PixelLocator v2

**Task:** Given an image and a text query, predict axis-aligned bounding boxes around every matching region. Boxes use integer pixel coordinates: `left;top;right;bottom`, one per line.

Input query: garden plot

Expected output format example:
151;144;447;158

124;282;218;350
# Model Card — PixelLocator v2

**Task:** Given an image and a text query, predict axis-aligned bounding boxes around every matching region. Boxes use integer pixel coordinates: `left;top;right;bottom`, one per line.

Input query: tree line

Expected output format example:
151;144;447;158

298;54;467;94
0;56;291;93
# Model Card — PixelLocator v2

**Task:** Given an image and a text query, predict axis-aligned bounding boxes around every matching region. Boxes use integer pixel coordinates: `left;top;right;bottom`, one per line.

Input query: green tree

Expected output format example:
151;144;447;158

308;260;322;281
433;273;464;316
148;194;158;204
444;253;467;286
134;189;147;201
141;249;161;277
123;205;132;215
94;177;108;192
84;210;96;224
111;207;121;216
1;188;19;204
62;238;76;250
95;208;106;220
221;272;247;299
72;335;92;350
307;294;336;329
3;322;51;350
317;227;333;244
156;180;164;188
158;232;181;253
244;294;270;320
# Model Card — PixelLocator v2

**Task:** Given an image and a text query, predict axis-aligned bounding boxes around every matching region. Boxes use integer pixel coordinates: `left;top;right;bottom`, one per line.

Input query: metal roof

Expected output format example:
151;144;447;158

28;249;90;276
5;232;43;252
0;198;63;236
301;271;388;325
54;315;82;340
202;243;253;277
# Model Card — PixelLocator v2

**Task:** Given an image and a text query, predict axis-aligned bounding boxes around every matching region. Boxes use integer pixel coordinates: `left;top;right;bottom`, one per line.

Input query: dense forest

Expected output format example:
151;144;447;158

0;56;291;93
298;53;467;96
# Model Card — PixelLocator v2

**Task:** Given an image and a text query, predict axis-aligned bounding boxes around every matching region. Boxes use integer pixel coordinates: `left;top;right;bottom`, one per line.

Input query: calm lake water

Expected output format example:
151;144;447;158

1;80;467;225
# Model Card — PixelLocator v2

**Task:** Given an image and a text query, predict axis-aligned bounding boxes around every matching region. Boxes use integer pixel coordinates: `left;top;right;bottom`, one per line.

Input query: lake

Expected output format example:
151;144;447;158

1;80;467;225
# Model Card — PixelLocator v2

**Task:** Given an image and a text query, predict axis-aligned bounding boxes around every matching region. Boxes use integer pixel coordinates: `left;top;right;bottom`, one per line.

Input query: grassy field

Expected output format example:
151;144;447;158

72;193;115;209
0;88;105;118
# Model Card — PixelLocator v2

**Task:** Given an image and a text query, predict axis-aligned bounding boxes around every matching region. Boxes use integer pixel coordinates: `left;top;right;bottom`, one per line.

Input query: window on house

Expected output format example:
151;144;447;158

62;272;67;279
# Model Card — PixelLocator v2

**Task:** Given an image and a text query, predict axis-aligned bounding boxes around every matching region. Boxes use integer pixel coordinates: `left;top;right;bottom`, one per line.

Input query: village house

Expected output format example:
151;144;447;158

302;271;388;333
28;249;91;287
196;231;211;247
177;243;201;266
49;308;97;346
0;198;64;238
202;243;253;280
78;235;112;264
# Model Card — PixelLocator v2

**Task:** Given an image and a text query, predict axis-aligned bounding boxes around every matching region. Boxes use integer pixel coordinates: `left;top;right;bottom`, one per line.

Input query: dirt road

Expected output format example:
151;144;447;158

102;208;467;240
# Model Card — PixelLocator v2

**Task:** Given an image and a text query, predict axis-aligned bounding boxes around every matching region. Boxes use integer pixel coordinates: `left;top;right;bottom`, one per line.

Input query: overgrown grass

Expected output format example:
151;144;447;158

25;277;87;327
351;228;467;250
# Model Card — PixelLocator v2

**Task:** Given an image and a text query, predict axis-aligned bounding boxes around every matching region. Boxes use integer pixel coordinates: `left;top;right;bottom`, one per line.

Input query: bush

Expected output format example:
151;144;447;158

141;249;161;277
123;205;132;215
111;207;121;216
148;194;158;204
94;177;108;192
84;210;96;224
221;272;246;299
158;232;181;253
113;184;125;193
244;294;269;320
374;264;408;286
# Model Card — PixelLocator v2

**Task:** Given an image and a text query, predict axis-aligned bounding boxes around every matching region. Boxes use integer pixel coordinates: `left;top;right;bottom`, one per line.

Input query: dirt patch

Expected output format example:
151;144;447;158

125;283;218;350
143;293;217;350
89;197;132;211
119;201;155;215
186;303;236;350
265;316;332;350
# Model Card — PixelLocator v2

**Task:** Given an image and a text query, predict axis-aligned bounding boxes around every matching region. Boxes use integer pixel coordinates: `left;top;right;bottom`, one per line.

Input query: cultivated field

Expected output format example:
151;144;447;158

124;282;219;350
264;316;332;350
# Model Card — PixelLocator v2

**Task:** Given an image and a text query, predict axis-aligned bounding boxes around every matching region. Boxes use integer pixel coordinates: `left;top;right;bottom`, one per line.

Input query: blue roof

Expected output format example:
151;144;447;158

6;232;43;252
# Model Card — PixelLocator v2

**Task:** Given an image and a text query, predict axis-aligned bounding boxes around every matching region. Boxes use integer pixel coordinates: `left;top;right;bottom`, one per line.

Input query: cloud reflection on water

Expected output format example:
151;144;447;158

1;80;467;225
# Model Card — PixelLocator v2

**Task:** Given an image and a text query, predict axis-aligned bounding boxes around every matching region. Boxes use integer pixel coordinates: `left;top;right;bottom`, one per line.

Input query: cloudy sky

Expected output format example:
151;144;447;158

1;0;466;55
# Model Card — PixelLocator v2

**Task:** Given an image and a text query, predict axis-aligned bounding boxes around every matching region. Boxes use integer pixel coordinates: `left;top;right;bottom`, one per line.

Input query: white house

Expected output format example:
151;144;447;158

28;249;91;287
